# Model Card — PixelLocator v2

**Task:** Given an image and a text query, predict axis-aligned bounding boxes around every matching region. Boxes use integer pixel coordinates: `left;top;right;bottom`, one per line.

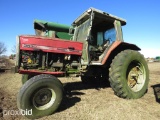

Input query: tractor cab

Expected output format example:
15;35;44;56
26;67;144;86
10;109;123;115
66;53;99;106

72;7;126;65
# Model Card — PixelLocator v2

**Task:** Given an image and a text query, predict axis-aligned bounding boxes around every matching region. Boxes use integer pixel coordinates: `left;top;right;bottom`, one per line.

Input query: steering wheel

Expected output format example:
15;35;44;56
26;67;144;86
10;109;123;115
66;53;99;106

102;38;110;48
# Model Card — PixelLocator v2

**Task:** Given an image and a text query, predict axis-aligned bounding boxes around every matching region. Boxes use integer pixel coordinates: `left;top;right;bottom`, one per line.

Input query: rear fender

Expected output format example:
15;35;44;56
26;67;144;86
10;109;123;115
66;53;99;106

101;41;141;65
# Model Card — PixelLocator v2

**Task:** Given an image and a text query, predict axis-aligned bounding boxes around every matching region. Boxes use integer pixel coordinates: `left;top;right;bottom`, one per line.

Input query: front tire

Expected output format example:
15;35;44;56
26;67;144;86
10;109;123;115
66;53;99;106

17;74;63;119
109;50;149;99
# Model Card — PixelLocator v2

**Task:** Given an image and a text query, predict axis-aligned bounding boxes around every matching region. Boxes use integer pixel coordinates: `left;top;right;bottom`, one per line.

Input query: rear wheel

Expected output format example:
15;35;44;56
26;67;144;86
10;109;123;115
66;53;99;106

17;74;63;119
109;50;149;99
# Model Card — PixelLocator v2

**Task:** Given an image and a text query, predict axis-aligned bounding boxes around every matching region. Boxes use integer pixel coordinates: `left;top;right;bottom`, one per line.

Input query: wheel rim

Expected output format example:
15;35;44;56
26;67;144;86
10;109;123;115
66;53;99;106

127;60;146;92
32;88;56;110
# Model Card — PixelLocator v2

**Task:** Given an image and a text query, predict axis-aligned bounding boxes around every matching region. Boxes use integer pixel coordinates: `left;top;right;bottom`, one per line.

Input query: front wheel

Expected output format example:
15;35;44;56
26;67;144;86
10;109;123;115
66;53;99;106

109;50;149;99
17;74;63;119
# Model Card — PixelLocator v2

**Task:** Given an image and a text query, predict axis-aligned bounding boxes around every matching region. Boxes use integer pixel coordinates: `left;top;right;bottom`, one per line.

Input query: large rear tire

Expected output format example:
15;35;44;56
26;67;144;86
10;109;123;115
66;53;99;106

17;74;63;119
109;50;149;99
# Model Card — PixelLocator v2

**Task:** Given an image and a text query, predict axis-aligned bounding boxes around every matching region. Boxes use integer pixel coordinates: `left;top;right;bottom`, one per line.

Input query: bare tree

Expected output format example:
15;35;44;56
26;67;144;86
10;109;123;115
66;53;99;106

11;45;16;53
0;42;7;55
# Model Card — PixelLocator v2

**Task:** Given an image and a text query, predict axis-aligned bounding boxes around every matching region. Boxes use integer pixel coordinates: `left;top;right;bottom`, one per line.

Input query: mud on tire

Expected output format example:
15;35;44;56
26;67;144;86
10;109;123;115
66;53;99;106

109;50;149;99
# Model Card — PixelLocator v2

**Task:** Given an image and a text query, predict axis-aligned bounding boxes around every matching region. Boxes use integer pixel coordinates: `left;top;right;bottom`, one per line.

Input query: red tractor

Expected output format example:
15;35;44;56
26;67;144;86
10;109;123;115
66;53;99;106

15;8;149;119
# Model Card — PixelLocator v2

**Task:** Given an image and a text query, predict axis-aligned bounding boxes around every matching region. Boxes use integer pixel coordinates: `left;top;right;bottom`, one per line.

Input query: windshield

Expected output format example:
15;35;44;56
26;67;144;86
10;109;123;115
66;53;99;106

96;27;116;46
104;28;116;44
74;19;91;42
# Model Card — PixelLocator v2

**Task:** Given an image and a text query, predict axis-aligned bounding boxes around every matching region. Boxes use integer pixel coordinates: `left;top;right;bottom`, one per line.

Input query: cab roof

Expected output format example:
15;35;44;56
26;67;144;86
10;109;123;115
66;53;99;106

72;7;126;26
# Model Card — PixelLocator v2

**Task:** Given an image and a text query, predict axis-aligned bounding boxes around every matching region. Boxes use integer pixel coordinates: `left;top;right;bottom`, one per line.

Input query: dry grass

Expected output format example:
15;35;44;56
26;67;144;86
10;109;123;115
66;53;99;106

0;62;160;120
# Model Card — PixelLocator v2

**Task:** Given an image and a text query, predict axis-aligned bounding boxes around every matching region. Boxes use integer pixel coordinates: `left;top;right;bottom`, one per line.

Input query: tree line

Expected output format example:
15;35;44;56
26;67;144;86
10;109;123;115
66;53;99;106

0;42;16;55
0;42;7;55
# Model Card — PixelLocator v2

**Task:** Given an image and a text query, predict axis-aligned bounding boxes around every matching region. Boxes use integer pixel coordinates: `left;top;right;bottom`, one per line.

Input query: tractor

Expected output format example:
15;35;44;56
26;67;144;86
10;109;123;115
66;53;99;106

15;8;149;119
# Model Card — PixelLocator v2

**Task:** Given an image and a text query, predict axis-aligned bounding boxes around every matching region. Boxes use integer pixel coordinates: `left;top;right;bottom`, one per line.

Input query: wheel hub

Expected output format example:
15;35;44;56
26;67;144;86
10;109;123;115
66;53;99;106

127;61;146;92
33;88;56;110
34;89;52;106
128;67;139;88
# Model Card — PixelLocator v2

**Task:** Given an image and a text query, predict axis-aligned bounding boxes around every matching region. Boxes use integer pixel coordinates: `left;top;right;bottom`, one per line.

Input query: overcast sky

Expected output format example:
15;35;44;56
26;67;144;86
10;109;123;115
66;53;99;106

0;0;159;58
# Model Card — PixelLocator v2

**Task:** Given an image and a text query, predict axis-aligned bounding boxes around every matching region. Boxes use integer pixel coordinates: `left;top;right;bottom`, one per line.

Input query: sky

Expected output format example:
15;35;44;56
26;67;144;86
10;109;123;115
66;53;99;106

0;0;160;58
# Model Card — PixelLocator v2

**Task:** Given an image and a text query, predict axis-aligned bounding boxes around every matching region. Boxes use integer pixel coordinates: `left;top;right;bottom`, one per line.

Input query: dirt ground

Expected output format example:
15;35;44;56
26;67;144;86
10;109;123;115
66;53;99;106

0;60;160;120
0;58;14;72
